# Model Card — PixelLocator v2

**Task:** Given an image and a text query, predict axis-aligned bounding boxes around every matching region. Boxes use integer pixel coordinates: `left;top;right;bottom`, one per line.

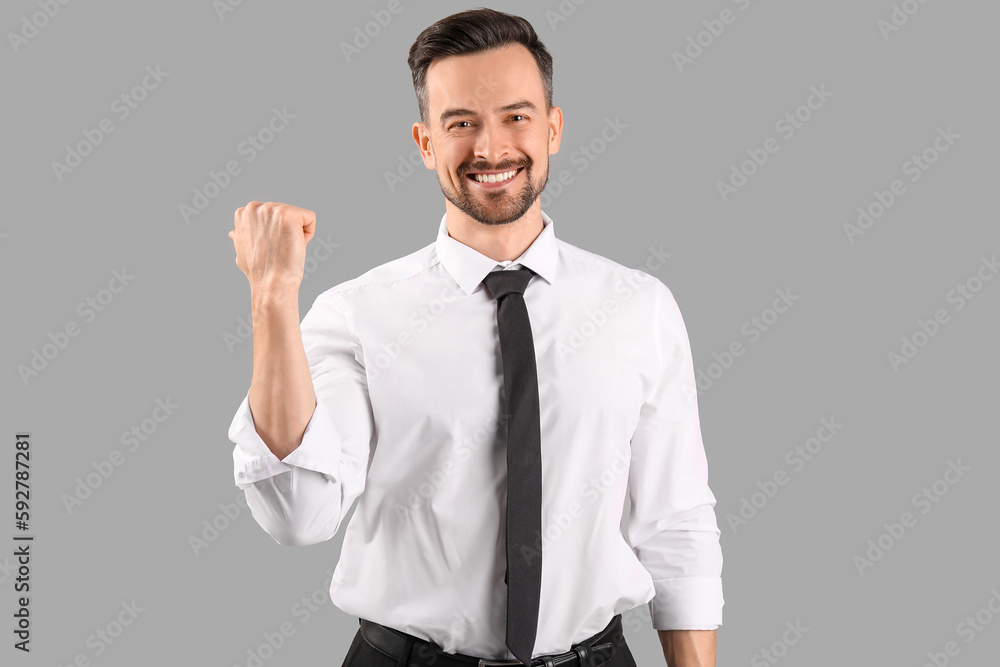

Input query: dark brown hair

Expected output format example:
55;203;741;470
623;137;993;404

407;7;554;126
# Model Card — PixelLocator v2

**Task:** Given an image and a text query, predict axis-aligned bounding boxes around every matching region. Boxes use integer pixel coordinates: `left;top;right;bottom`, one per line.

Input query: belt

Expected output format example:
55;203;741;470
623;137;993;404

358;613;624;667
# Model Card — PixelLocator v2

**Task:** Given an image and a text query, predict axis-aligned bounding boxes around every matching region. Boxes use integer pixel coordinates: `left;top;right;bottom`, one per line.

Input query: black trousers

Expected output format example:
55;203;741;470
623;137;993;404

340;616;638;667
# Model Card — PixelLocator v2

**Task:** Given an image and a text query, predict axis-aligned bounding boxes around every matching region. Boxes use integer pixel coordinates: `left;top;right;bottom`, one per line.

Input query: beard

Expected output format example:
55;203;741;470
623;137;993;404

437;155;549;226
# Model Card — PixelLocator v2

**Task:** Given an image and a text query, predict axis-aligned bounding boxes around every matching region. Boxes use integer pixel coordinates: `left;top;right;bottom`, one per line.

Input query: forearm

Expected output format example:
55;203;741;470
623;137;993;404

658;629;716;667
248;283;316;460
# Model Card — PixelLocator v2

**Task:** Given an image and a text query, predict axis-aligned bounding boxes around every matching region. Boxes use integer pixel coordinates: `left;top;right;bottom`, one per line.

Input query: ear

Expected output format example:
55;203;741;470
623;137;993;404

412;122;436;169
547;105;564;156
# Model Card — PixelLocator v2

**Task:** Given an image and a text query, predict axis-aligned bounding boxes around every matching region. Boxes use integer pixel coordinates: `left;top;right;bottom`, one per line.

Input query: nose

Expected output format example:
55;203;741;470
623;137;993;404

473;120;512;166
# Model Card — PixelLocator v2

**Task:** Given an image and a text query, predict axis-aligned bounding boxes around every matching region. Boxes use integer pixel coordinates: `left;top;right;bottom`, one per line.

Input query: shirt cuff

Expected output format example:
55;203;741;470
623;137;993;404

648;576;724;630
229;391;343;489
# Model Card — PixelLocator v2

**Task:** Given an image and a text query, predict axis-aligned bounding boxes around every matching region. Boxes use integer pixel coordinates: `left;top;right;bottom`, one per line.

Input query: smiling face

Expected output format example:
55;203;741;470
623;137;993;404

413;43;562;227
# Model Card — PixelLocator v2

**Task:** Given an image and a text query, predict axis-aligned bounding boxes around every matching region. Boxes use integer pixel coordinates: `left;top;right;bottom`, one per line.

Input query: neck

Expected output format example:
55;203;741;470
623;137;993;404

444;202;544;263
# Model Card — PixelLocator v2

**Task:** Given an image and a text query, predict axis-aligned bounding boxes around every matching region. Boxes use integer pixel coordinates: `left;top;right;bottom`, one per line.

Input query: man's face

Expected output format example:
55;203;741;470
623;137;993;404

413;43;562;227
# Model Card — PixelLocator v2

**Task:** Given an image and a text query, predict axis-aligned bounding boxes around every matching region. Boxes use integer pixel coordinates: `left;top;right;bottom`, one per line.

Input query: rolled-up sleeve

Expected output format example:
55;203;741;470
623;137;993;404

626;281;724;630
228;290;374;546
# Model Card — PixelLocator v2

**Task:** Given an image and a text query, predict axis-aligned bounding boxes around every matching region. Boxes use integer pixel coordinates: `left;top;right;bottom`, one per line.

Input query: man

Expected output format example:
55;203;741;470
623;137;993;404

228;8;722;667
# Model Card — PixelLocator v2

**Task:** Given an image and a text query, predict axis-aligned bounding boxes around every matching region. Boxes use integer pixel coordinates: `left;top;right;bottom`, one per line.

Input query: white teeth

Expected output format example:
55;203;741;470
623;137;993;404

472;168;518;183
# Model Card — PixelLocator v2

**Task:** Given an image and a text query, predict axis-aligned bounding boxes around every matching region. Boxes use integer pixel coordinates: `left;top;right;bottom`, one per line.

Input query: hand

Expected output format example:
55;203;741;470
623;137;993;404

228;201;316;292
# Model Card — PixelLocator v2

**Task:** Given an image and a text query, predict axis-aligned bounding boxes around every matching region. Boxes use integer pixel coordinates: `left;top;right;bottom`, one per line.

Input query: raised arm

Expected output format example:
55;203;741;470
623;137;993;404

231;201;317;460
227;201;374;546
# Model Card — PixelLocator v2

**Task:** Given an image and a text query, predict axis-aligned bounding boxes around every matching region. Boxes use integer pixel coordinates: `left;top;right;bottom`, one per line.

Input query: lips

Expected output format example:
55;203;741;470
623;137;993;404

465;167;523;187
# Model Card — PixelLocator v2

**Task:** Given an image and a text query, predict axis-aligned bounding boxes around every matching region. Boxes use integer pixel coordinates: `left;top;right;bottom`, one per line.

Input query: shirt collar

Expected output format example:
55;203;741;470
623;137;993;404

435;209;559;295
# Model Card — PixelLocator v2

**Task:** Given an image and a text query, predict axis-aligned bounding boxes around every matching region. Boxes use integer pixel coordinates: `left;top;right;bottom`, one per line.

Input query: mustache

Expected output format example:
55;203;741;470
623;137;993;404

460;159;529;176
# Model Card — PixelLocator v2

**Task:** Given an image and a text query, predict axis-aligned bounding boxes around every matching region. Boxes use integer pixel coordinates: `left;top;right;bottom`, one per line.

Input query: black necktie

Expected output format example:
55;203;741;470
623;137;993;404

481;266;543;667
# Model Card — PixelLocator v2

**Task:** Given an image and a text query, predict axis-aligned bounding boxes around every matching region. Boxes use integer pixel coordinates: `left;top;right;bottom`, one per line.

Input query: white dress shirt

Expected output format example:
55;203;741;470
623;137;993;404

228;209;724;661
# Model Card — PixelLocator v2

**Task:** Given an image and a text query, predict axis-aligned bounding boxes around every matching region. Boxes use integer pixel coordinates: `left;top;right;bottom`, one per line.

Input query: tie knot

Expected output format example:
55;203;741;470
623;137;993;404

482;266;535;301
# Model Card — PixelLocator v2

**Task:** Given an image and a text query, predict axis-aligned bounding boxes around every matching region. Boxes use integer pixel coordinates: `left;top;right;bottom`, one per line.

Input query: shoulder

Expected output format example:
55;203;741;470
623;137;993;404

313;241;439;306
555;237;674;306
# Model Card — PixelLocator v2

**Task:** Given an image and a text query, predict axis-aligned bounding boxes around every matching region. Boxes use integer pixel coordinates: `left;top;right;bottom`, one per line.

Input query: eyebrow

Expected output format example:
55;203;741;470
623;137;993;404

439;100;539;127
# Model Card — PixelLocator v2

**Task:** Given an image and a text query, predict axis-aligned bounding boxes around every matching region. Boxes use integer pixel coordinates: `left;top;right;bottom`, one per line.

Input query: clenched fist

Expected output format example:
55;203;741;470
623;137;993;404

228;201;316;292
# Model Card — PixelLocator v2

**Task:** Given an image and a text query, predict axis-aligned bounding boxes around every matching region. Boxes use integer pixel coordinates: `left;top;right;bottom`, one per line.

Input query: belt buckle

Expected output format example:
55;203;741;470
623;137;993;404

477;661;524;666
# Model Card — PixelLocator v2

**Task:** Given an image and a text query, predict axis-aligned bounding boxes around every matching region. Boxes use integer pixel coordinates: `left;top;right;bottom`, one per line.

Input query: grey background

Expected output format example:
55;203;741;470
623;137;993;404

2;0;998;665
